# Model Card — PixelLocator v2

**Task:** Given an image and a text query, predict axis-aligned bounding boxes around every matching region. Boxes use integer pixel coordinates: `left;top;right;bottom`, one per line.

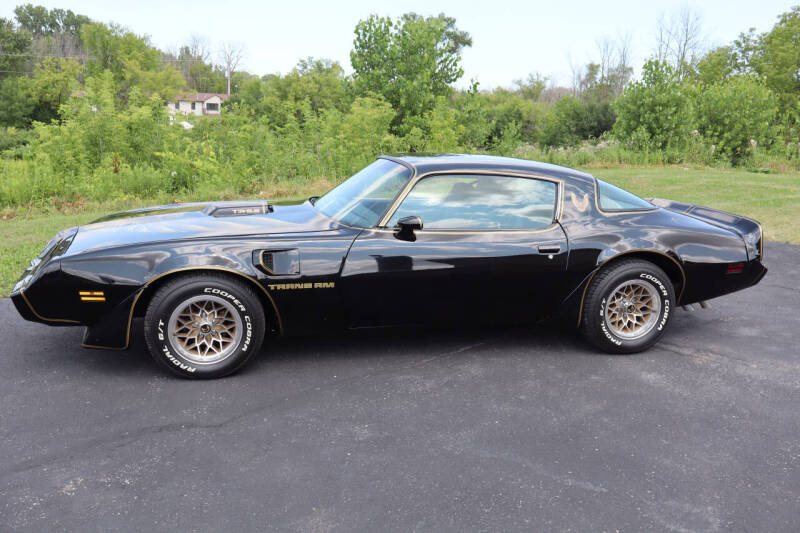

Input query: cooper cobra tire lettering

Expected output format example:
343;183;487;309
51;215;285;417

580;259;676;355
162;345;196;373
203;287;246;312
640;273;668;296
639;273;671;332
241;315;252;351
144;273;266;379
658;299;670;331
598;297;622;345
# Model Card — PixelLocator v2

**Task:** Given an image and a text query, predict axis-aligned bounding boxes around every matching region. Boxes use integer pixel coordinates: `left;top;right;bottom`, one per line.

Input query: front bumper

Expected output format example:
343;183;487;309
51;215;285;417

10;290;38;323
11;227;80;326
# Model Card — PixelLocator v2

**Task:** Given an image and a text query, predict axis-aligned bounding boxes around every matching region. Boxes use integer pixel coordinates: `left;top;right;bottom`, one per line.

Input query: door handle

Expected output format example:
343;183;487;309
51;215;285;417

537;245;561;254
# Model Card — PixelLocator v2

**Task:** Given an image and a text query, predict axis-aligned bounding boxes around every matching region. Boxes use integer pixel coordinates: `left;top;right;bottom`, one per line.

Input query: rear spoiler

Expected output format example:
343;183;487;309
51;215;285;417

649;198;764;261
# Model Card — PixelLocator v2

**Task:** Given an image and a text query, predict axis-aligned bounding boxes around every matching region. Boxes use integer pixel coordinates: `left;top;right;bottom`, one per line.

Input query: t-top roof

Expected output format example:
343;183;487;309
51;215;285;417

380;153;595;184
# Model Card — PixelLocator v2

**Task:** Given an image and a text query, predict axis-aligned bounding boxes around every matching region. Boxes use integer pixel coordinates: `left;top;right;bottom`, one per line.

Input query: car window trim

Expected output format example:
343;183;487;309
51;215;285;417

310;158;416;230
593;177;659;215
376;170;564;232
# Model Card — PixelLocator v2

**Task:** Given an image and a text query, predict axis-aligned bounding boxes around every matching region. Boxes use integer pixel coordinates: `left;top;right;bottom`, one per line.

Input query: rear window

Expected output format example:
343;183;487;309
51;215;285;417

596;179;654;211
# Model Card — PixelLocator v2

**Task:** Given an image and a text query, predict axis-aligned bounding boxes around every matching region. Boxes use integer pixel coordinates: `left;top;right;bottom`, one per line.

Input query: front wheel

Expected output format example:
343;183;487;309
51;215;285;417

143;273;266;378
580;259;675;354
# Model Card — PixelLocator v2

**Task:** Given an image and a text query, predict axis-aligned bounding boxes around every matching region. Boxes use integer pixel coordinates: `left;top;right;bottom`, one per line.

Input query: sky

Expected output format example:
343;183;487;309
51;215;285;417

2;0;796;89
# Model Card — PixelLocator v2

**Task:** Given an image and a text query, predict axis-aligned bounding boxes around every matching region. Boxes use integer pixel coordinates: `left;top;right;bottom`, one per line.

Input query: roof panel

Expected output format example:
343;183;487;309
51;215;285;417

380;154;594;184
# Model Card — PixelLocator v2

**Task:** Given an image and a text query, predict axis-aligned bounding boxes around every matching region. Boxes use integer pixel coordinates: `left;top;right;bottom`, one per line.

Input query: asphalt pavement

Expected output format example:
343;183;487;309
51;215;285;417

1;241;798;532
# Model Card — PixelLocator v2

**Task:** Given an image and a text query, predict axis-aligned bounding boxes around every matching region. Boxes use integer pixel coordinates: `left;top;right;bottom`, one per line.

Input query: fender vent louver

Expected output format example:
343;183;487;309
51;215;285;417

261;252;274;273
255;249;300;276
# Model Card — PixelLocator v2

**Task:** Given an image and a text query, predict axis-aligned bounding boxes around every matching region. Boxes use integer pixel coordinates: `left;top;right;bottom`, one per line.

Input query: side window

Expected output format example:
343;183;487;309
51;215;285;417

387;174;557;230
596;179;654;211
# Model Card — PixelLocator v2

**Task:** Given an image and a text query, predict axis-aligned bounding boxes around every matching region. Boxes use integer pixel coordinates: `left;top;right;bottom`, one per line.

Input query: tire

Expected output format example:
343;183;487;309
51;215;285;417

580;259;675;354
143;273;266;378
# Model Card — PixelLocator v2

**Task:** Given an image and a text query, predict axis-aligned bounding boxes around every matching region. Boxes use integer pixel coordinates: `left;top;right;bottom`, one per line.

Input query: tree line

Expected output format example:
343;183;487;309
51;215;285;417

1;4;799;208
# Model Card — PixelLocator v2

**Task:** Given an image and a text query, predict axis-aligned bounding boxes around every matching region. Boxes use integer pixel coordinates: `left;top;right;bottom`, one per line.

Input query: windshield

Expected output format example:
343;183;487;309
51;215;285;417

314;159;412;227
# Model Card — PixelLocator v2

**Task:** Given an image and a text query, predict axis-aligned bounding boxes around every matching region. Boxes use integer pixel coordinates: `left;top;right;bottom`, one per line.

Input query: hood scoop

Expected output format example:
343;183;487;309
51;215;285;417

203;201;273;218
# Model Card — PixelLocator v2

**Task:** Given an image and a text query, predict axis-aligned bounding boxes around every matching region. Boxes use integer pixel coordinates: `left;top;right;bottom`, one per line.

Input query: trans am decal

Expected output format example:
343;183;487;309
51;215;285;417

267;282;335;290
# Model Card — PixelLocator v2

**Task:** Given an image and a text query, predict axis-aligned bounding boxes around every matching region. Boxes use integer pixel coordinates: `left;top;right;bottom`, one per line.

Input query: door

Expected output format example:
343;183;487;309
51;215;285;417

341;173;569;328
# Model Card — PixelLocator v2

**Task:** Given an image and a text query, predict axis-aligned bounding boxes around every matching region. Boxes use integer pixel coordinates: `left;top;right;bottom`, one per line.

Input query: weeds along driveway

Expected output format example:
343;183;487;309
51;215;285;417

0;242;798;532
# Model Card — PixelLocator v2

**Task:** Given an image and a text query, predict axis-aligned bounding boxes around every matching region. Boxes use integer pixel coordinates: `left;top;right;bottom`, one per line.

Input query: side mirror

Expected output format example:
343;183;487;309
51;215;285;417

397;215;423;232
395;215;423;240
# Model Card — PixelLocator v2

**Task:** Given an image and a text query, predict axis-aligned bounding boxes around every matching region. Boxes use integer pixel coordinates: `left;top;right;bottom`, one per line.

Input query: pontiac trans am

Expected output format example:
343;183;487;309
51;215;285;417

11;155;767;378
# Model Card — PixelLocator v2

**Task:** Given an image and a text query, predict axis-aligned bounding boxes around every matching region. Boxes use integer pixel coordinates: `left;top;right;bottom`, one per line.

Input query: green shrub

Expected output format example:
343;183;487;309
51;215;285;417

0;127;35;159
540;96;615;147
613;61;695;152
695;76;778;163
483;88;546;145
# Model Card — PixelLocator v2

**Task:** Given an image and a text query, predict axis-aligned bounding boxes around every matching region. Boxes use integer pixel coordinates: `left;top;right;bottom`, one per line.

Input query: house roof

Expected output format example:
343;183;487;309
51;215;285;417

176;92;230;102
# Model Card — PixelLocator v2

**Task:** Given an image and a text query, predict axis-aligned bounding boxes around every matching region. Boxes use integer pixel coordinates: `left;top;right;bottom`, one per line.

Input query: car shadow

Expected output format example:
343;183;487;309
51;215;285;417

69;318;596;378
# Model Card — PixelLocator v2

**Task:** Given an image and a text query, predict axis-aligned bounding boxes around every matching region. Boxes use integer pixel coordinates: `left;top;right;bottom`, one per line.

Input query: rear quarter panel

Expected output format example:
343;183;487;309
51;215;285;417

558;177;750;314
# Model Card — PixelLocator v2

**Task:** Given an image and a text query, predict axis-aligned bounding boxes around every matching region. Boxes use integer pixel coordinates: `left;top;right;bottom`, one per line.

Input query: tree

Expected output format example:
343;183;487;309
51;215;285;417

727;7;800;137
219;41;244;95
0;76;34;127
30;56;83;122
540;96;615;147
695;76;778;162
0;17;32;79
696;46;737;85
82;22;184;101
14;4;90;37
13;4;89;58
613;60;695;151
350;12;472;130
570;36;632;103
172;36;226;93
283;57;350;114
654;7;706;81
12;4;51;37
513;73;547;101
483;87;546;144
747;7;800;99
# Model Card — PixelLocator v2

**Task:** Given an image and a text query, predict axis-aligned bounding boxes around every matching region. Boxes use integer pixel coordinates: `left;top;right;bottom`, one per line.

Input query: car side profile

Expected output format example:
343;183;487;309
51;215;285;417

11;155;767;378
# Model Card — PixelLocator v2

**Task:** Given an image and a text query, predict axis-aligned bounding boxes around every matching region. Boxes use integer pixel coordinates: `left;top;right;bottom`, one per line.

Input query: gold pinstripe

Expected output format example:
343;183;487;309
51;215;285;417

82;266;284;350
575;250;687;328
19;289;80;324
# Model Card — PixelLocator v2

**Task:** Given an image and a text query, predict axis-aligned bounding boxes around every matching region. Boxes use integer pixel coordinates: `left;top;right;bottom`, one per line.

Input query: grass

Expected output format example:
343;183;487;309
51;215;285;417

1;165;799;297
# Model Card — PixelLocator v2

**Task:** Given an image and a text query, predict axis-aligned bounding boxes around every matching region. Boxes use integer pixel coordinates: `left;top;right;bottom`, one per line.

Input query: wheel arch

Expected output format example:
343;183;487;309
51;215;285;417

133;267;283;336
575;249;686;328
598;250;685;301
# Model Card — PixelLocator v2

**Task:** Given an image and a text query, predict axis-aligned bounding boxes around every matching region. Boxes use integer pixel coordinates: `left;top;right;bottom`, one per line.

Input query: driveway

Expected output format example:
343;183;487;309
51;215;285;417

1;242;798;532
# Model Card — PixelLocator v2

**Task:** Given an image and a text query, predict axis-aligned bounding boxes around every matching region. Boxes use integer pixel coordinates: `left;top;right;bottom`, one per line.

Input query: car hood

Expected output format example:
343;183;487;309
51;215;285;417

66;200;345;255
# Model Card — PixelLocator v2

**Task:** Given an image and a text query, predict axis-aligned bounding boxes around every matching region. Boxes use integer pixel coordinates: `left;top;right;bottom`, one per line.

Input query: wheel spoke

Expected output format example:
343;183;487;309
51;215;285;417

604;279;662;340
167;294;243;364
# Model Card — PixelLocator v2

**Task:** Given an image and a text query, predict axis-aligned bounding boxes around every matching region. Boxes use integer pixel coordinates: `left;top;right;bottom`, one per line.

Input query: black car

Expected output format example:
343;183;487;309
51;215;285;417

12;155;767;378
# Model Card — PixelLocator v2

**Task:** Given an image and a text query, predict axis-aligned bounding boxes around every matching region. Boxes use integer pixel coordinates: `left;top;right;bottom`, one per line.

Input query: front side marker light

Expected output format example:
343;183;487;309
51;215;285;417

79;291;105;302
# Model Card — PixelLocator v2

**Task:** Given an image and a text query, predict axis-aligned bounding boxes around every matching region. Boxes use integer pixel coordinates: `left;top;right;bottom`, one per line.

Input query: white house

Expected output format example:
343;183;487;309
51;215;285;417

167;93;230;116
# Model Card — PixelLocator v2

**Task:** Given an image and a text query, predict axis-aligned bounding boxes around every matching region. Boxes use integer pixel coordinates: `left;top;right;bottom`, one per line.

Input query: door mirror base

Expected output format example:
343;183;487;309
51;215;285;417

395;215;423;241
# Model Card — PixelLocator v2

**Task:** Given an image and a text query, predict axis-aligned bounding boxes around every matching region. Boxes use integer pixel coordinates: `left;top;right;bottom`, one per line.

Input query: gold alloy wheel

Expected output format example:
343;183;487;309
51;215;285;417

604;280;661;340
167;295;243;365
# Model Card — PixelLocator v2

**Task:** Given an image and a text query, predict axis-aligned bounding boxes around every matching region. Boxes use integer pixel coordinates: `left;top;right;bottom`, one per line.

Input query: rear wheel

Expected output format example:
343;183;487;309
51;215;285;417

143;273;266;378
580;259;675;353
